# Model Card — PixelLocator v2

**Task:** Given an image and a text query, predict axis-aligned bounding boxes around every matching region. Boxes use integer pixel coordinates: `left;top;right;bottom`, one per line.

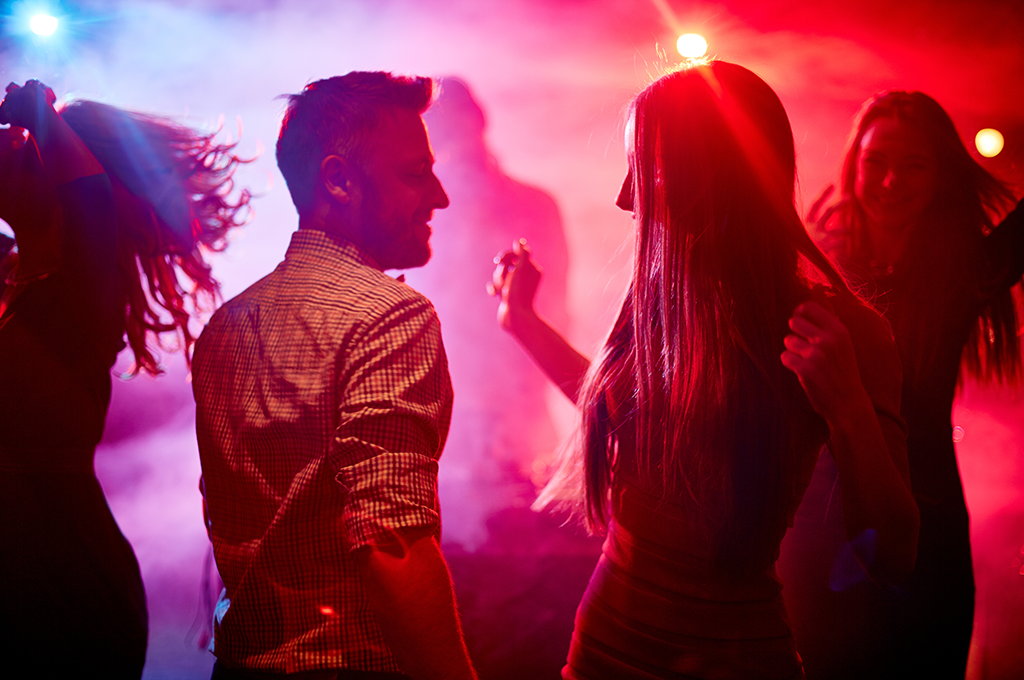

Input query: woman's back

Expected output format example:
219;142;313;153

563;290;905;680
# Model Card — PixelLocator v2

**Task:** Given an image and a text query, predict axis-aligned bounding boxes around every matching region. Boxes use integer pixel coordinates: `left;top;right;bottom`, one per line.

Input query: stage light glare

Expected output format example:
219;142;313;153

30;14;58;36
676;33;708;59
975;128;1004;158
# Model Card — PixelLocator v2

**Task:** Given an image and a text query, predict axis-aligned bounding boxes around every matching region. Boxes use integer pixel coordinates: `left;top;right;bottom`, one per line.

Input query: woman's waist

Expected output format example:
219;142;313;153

585;545;791;643
603;509;784;599
0;445;97;474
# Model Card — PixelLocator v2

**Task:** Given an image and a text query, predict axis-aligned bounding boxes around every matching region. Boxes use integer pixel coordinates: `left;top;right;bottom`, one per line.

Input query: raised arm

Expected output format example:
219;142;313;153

0;80;119;344
489;239;591;402
1;80;103;185
782;299;919;585
982;197;1024;293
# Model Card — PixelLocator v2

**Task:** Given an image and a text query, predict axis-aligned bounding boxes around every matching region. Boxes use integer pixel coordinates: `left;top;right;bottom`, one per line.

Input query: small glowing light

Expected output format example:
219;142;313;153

952;425;965;443
30;14;59;36
319;605;335;616
676;33;708;59
975;128;1004;158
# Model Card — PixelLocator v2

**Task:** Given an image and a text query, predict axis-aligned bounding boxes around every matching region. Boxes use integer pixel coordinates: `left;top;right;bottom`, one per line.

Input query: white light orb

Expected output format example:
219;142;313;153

975;128;1004;158
676;33;708;59
30;14;59;36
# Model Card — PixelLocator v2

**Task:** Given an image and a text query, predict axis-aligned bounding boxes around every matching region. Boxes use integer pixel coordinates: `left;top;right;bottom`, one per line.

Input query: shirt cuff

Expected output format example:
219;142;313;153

334;441;440;551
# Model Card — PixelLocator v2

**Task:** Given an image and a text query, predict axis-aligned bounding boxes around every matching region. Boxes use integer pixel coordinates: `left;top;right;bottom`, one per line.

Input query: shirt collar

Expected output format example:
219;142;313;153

285;228;382;272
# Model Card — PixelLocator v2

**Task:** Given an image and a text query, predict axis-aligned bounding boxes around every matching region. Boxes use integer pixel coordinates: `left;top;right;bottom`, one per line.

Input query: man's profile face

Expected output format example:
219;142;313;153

352;108;449;270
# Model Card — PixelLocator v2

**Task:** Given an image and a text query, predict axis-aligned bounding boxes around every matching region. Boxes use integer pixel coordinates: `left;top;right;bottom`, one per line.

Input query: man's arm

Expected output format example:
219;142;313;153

335;292;475;679
356;529;477;680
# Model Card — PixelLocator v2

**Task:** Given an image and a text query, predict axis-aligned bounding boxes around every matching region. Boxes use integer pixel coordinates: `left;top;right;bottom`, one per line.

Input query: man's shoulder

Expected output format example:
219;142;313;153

322;260;441;333
200;255;440;352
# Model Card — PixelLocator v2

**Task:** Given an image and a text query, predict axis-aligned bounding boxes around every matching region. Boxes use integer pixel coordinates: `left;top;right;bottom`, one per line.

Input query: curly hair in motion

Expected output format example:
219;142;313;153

61;101;252;375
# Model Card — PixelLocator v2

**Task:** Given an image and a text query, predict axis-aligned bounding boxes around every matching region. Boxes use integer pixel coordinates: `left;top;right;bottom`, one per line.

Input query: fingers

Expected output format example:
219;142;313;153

488;238;531;296
0;80;56;129
27;80;57;107
790;300;832;328
783;333;813;355
512;237;530;259
488;249;515;296
787;300;845;342
780;349;804;374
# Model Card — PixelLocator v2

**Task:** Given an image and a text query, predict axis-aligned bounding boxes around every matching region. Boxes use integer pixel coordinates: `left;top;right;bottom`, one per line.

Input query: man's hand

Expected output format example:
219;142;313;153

356;530;477;680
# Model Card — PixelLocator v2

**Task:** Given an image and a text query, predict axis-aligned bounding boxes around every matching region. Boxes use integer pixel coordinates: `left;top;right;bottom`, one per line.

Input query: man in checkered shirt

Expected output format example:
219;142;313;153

193;72;478;680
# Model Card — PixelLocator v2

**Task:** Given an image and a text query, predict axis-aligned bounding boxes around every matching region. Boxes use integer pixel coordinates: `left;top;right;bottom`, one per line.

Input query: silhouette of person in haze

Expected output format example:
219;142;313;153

0;79;250;678
406;77;570;547
779;89;1024;680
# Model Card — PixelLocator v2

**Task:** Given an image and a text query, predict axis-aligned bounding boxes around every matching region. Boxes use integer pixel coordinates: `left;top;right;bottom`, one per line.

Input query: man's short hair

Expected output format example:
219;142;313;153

276;71;435;214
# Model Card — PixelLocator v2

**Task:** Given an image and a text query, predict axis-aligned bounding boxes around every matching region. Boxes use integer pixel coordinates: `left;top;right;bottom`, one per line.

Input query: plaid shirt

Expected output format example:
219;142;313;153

193;228;453;673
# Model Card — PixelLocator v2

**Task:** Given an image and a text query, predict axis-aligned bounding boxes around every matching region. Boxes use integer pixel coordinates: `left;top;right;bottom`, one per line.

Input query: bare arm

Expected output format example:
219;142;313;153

1;80;103;185
782;300;919;584
356;530;477;680
982;197;1024;293
489;239;591;402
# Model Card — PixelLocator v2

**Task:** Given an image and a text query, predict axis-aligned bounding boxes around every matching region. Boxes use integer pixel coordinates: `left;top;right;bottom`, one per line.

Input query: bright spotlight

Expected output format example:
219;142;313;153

676;33;708;59
30;14;59;36
975;128;1004;158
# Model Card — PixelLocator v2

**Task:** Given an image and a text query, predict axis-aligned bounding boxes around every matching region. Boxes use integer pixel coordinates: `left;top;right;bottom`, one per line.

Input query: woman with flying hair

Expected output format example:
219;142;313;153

779;90;1024;679
491;61;919;678
0;80;249;676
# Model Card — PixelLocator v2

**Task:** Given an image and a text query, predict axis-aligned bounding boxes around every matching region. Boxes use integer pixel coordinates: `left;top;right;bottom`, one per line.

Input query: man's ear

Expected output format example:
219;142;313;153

320;154;357;206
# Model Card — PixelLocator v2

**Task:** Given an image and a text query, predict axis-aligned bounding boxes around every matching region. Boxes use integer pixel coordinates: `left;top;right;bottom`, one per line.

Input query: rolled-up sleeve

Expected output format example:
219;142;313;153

331;295;452;551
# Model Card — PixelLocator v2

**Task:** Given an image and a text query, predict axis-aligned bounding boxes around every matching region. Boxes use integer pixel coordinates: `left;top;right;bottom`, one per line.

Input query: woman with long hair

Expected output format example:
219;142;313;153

0;80;249;676
779;90;1024;678
492;61;919;678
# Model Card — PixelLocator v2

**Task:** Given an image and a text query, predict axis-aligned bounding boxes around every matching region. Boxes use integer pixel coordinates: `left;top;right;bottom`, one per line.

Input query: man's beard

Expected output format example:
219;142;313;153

359;178;431;270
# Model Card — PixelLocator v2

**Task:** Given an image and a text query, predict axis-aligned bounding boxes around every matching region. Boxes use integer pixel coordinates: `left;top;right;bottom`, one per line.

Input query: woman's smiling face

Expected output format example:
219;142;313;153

854;117;938;235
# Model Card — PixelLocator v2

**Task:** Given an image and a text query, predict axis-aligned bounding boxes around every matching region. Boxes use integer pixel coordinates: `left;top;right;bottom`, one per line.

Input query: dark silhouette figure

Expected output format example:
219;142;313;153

403;78;597;678
408;78;570;544
0;80;249;677
779;89;1024;679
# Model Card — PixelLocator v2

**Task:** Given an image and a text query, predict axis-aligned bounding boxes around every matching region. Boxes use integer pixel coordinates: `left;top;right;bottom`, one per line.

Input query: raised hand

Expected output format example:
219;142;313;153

781;299;867;422
488;238;542;333
486;238;589;401
0;80;57;130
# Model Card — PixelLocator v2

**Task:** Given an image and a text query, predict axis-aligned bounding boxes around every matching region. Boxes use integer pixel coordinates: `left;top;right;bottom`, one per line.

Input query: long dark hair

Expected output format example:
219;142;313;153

539;61;848;565
818;90;1019;386
60;101;252;375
